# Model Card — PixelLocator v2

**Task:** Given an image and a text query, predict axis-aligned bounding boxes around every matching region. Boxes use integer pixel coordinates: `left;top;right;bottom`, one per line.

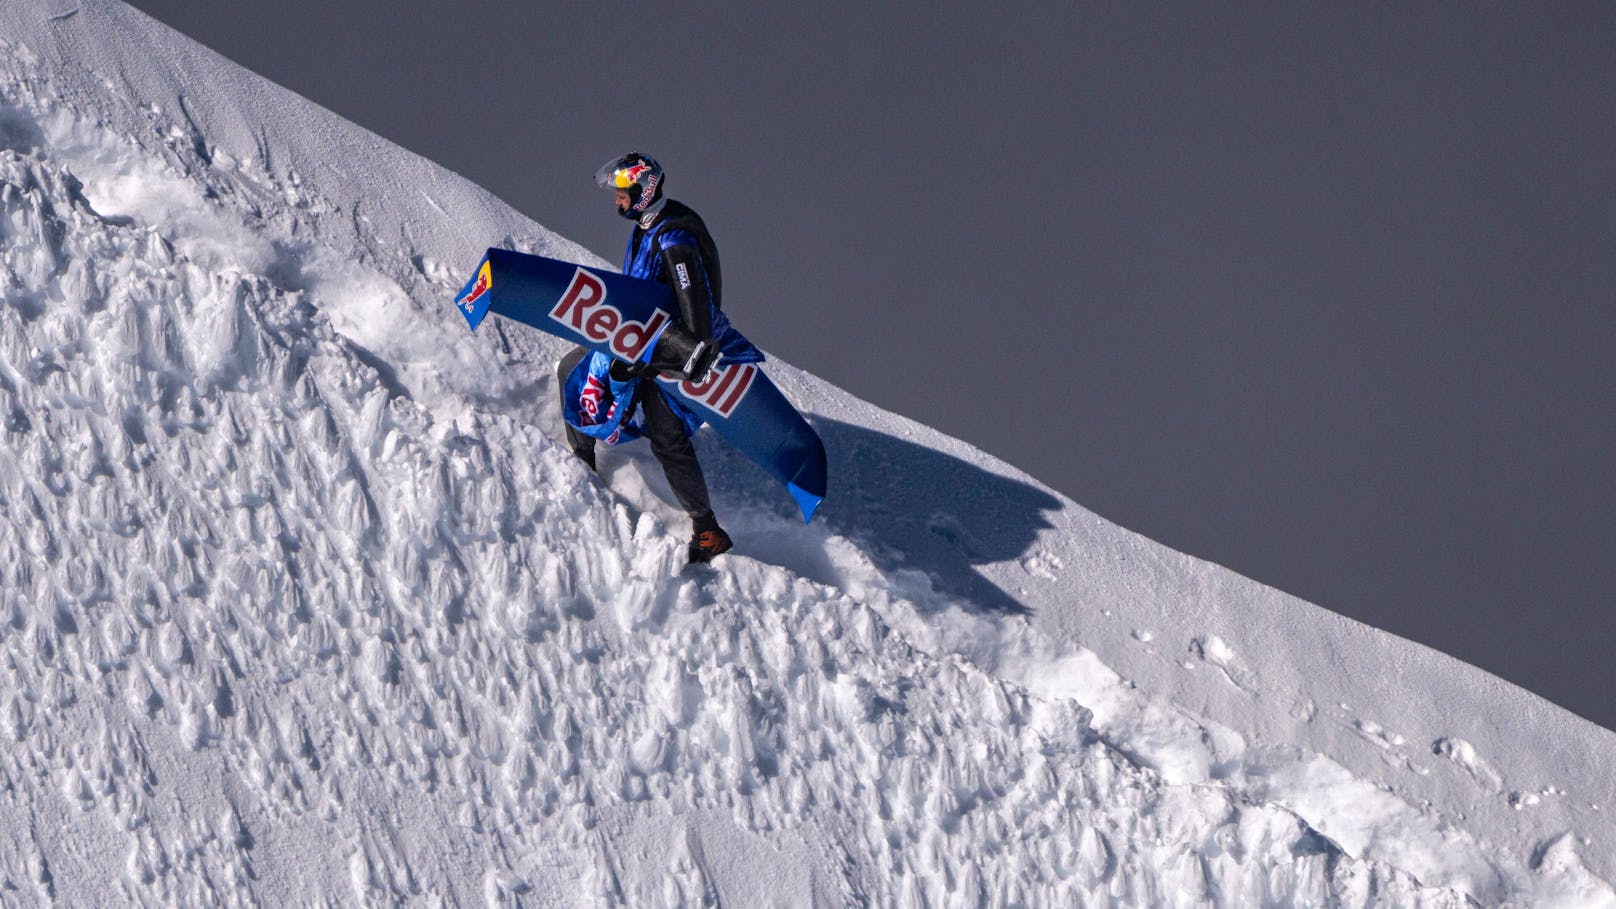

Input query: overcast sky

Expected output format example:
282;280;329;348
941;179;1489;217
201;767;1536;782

125;1;1615;730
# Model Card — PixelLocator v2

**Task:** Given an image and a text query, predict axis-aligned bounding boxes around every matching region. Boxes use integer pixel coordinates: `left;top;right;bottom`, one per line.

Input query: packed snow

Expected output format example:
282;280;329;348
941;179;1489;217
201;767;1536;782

1;2;1613;906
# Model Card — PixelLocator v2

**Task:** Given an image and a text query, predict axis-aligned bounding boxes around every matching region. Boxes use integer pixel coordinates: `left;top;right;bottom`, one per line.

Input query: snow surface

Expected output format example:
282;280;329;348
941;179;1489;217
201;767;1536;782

2;2;1614;905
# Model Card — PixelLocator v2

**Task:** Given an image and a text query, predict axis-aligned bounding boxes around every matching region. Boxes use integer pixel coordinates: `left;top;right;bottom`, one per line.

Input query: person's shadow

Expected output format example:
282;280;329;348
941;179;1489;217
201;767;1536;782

691;416;1063;617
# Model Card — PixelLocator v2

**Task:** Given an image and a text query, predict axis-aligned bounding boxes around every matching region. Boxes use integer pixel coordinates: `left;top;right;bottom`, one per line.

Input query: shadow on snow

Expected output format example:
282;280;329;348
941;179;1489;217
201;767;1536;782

697;416;1063;618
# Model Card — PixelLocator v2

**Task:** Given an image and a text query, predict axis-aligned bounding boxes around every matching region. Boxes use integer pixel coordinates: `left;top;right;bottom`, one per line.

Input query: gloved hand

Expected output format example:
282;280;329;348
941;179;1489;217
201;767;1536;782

608;358;653;382
646;326;716;384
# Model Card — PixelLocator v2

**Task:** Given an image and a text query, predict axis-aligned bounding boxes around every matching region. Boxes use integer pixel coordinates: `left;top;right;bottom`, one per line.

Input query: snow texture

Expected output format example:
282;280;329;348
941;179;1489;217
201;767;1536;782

1;2;1613;906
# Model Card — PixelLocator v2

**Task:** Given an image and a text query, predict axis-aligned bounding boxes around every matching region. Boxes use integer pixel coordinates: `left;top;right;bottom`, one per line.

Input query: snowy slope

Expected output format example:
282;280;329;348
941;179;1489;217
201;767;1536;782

1;2;1612;906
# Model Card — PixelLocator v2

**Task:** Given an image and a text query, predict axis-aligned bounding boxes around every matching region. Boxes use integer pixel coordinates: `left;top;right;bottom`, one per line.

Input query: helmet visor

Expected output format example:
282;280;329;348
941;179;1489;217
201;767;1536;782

594;156;649;191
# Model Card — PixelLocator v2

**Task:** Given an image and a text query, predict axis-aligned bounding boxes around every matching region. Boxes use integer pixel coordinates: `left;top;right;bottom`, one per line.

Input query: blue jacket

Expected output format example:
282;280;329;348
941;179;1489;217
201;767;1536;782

623;199;761;364
563;199;763;444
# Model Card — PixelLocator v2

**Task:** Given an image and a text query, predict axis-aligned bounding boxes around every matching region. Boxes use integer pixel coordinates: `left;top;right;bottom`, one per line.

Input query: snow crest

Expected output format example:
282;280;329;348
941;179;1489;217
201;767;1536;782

1;4;1613;906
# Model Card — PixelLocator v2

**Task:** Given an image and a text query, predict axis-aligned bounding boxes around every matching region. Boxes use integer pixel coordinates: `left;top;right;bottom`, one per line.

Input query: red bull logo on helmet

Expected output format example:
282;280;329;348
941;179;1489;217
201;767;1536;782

633;172;661;212
548;267;671;363
618;163;651;186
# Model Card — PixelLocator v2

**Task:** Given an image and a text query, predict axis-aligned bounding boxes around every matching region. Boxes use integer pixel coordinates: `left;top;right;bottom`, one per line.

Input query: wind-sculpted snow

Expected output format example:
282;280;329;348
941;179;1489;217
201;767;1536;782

1;3;1613;906
0;125;1465;907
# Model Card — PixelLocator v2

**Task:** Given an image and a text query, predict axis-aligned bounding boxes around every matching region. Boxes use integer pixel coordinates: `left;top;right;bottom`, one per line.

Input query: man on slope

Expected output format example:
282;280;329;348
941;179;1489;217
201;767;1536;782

556;152;762;564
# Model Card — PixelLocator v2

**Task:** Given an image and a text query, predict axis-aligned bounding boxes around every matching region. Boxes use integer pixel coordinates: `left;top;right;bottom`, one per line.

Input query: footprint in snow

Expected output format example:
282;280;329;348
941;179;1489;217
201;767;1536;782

1189;634;1257;693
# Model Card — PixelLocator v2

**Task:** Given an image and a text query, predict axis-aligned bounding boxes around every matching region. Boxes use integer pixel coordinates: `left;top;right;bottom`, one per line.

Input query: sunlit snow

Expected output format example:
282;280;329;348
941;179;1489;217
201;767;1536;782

1;2;1612;906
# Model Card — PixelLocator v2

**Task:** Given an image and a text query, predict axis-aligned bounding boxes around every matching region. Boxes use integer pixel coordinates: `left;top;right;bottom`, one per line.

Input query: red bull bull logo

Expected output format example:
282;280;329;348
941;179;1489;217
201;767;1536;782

548;267;670;363
457;260;492;313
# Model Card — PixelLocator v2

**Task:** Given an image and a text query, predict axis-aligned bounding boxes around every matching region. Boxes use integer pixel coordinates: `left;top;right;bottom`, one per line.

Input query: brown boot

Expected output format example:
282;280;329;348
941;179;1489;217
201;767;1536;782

688;526;733;564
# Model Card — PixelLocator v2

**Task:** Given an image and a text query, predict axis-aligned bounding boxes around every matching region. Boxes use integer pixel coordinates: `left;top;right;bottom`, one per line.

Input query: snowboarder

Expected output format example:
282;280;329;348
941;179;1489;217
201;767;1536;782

557;152;758;563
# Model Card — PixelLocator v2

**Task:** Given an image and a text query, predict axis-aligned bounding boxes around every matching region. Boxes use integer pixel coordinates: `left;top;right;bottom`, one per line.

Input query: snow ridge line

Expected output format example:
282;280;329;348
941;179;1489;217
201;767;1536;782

0;95;1476;907
2;14;1612;906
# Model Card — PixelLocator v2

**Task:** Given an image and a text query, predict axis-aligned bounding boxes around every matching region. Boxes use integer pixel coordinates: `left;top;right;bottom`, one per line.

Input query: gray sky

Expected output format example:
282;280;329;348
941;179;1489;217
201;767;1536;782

126;1;1616;730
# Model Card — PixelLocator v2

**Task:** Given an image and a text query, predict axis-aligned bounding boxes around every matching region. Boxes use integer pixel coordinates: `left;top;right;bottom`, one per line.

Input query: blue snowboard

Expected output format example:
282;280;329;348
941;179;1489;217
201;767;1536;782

454;248;826;523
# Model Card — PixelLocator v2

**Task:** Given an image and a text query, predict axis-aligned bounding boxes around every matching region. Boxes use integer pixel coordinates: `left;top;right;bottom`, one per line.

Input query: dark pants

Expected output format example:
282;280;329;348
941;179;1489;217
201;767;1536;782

557;347;716;528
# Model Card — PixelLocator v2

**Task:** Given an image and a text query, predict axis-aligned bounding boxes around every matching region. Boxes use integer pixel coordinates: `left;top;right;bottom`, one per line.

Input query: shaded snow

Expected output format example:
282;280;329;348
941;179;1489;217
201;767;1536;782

1;2;1613;906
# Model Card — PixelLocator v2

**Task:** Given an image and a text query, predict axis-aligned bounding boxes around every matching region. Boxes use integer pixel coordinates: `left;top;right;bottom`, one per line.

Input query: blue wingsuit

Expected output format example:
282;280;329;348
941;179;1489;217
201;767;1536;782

558;198;762;526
